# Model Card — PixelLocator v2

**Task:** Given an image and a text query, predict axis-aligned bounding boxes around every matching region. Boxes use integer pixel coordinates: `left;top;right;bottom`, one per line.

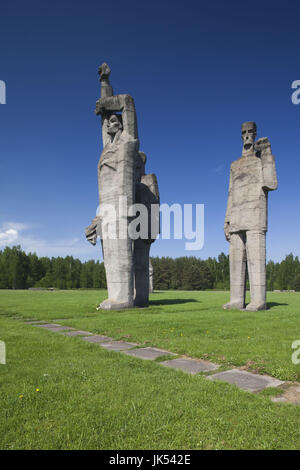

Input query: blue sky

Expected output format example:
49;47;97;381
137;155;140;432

0;0;299;261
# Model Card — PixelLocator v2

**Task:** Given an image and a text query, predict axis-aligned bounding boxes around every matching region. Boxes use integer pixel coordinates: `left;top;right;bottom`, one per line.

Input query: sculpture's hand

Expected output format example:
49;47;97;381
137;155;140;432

224;222;231;242
98;62;111;81
255;137;271;156
95;98;107;115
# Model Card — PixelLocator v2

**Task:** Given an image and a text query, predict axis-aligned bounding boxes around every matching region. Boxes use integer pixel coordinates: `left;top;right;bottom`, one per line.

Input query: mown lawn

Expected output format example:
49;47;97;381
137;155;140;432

0;290;300;449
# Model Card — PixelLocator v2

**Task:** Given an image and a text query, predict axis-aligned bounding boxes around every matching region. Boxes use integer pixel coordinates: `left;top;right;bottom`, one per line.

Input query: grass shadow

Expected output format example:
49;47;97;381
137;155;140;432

267;302;289;309
149;298;199;306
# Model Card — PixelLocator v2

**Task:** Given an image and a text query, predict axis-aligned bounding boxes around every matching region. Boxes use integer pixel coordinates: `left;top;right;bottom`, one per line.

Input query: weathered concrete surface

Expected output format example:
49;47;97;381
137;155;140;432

24;320;46;324
224;122;278;311
271;384;300;405
34;323;62;328
271;397;287;403
123;347;176;360
36;325;75;332
207;369;283;392
134;158;160;307
100;341;138;351
161;358;219;374
81;335;113;343
85;63;159;310
62;330;94;337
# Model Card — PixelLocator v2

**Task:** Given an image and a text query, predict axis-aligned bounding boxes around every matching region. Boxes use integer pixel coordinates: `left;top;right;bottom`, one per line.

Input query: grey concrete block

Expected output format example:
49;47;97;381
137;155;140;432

81;335;113;343
40;326;75;332
271;397;287;403
34;323;62;328
100;341;138;351
123;347;176;360
62;330;94;337
207;369;284;392
161;358;219;374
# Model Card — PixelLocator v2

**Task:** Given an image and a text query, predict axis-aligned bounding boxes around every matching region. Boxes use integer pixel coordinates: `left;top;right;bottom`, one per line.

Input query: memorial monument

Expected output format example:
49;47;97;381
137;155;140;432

85;63;159;310
223;121;278;311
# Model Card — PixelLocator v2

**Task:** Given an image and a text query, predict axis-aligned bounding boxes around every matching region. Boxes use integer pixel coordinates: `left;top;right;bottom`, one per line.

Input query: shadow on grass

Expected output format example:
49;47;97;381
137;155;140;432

149;299;199;306
267;302;289;309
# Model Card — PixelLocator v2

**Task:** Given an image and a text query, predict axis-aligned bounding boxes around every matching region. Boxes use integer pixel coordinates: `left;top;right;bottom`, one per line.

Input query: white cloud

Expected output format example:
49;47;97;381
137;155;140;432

0;228;18;246
2;222;31;231
0;221;99;260
0;221;30;248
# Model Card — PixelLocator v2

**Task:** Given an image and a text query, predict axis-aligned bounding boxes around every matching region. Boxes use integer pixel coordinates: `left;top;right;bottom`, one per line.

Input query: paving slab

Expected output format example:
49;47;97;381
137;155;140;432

24;320;46;324
123;347;176;361
100;341;138;351
161;357;219;374
62;330;94;337
271;397;287;403
34;323;62;328
207;369;284;392
41;325;75;332
273;385;300;405
81;335;113;343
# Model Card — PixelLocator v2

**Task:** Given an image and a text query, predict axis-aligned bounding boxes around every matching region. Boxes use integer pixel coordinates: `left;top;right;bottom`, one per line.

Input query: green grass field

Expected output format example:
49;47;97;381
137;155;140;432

0;290;300;449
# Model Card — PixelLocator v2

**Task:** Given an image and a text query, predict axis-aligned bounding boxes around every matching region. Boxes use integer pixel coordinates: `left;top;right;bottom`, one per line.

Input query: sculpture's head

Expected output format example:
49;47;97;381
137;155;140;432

241;121;257;155
107;113;123;136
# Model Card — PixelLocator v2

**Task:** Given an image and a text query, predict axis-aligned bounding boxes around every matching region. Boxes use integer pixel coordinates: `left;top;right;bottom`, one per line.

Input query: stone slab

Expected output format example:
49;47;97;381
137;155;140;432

24;320;46;324
207;369;284;392
34;323;62;328
100;341;138;351
81;335;113;343
161;358;219;374
271;397;287;403
41;326;75;332
62;330;94;337
123;347;176;361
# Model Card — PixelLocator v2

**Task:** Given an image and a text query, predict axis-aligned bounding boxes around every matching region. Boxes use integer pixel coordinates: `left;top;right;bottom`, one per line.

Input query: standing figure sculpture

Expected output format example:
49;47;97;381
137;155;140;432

223;121;278;311
85;63;159;310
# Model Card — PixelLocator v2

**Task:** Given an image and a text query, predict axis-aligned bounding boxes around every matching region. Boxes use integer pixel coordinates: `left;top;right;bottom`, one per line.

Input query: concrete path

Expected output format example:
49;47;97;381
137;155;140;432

23;320;300;404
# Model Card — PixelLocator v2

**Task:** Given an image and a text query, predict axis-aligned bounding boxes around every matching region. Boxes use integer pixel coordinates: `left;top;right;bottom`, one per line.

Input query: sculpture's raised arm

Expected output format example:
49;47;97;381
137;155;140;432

255;137;278;191
224;166;233;241
95;63;138;141
96;94;138;140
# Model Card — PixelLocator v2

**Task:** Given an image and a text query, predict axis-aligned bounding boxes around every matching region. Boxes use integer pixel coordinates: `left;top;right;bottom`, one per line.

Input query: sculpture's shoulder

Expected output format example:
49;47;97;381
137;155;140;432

230;156;243;171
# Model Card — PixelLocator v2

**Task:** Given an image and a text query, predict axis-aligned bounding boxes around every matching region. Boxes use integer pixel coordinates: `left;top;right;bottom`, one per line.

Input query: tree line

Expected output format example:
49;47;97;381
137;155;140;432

0;246;300;291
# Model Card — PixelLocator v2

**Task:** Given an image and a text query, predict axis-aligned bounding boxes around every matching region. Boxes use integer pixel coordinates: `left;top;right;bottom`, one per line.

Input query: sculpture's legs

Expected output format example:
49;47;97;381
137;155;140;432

100;235;134;310
134;239;150;307
223;232;246;310
149;259;154;294
245;230;267;311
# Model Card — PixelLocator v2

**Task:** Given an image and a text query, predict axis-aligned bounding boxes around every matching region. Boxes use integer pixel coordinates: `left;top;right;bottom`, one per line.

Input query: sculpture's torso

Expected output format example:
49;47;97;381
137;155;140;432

98;131;138;207
230;154;267;232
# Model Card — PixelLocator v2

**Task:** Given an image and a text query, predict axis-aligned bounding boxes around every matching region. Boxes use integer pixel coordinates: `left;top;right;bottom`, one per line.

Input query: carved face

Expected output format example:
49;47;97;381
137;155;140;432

241;121;257;154
107;114;122;135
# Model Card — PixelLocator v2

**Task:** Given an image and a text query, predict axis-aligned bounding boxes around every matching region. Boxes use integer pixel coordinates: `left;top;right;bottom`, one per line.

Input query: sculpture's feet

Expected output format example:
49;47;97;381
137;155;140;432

223;301;245;310
97;299;134;311
245;301;266;312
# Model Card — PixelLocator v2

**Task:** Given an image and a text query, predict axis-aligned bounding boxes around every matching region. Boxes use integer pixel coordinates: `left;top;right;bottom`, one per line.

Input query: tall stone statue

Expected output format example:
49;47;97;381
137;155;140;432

223;121;278;311
85;63;159;310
